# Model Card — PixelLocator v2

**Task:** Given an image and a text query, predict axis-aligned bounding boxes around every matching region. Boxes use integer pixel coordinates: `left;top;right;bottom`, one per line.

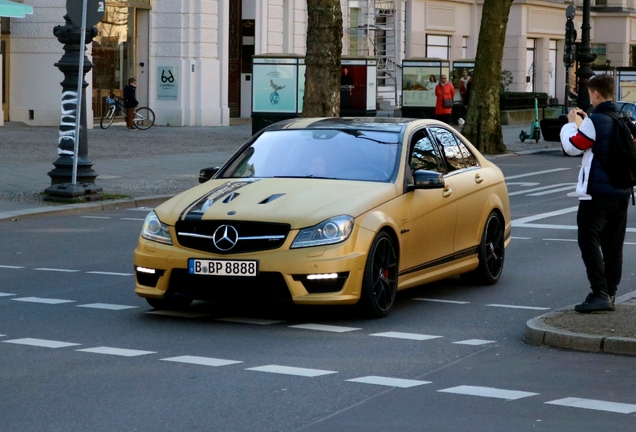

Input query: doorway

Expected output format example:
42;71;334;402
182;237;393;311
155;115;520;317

1;34;9;122
228;0;242;117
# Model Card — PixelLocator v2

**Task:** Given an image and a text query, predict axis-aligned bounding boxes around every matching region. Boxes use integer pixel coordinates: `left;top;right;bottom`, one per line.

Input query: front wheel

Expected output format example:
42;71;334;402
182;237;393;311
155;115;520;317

100;106;116;129
466;211;505;284
134;107;155;130
359;232;398;318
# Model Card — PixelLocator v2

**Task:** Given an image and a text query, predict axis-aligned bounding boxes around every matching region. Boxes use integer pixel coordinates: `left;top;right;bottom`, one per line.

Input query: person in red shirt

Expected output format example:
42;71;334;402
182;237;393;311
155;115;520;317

435;74;455;124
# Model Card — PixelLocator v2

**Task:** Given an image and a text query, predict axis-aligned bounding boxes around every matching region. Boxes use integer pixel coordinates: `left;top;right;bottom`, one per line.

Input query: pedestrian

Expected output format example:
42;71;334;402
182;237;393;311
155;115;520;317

123;77;138;129
434;74;455;124
559;74;630;313
459;69;472;107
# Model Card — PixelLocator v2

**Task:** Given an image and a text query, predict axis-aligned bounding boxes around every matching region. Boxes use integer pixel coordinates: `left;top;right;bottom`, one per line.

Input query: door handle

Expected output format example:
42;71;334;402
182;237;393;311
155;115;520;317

475;173;484;184
442;187;453;197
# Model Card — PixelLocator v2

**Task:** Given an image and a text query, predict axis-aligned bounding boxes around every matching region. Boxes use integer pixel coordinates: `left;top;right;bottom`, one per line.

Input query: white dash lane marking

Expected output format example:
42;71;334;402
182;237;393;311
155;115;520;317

120;218;146;221
0;292;17;297
512;206;578;225
542;238;577;242
289;324;361;333
217;317;284;325
486;304;550;311
413;298;470;304
453;339;496;346
147;310;209;318
246;365;338;377
347;376;431;388
369;332;443;341
545;397;636;414
511;237;531;240
85;271;134;276
0;265;25;269
438;385;539;400
505;168;570;180
77;303;139;311
76;347;156;357
3;338;80;348
12;297;75;305
0;334;5;337
81;216;111;219
161;356;243;367
33;268;80;273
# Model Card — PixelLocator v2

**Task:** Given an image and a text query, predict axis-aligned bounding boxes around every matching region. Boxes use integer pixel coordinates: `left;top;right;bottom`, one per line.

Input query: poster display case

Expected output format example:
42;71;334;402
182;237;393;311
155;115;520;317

340;56;377;116
401;58;450;118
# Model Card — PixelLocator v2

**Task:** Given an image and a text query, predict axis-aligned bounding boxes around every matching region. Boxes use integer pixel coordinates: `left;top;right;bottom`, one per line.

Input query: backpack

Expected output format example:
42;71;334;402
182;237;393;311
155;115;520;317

595;111;636;202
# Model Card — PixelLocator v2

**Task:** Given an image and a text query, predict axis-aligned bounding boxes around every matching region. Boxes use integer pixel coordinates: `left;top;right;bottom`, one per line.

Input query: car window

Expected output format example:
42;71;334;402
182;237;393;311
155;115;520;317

458;141;478;168
409;130;443;174
220;129;400;182
429;127;465;171
620;103;636;121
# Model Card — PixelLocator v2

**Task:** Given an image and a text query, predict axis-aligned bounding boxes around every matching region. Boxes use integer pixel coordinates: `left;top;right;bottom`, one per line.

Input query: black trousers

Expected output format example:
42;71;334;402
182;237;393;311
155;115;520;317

577;198;629;296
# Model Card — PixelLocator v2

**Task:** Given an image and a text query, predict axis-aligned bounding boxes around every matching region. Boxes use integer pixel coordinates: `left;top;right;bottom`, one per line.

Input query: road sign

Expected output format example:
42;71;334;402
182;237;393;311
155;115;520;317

66;0;105;28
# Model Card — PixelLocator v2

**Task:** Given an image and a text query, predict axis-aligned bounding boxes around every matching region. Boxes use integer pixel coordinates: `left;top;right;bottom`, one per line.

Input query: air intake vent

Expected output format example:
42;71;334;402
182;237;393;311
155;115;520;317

259;194;285;204
223;192;240;203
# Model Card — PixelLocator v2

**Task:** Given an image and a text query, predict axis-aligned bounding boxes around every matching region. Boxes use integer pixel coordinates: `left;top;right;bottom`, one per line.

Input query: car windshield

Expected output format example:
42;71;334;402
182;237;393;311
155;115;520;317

221;129;400;182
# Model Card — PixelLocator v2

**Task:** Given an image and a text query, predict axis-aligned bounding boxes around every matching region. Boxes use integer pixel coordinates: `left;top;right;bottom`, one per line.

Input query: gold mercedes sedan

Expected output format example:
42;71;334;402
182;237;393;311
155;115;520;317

134;118;511;317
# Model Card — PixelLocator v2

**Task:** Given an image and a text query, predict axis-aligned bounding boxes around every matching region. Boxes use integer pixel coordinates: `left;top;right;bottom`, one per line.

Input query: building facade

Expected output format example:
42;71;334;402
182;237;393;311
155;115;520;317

2;0;636;127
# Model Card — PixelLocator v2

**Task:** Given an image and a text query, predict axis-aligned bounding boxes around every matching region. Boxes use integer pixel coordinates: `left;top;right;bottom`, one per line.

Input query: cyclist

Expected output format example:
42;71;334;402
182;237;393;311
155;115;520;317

123;77;139;129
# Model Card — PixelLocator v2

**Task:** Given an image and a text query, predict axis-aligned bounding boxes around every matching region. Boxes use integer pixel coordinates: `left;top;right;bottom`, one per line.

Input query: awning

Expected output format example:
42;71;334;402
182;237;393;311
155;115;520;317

0;0;33;18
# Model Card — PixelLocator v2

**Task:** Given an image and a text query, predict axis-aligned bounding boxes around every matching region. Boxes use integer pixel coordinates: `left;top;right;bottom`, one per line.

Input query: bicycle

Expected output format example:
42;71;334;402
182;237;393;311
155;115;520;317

100;94;156;130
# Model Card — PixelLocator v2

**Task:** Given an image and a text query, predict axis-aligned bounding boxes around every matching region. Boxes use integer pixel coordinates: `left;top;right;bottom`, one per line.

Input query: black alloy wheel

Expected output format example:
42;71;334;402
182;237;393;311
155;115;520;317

473;211;505;284
360;231;398;318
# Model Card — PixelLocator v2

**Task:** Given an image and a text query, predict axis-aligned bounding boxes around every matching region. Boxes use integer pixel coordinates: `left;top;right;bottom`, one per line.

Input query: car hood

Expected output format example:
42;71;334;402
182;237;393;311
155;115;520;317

156;178;398;228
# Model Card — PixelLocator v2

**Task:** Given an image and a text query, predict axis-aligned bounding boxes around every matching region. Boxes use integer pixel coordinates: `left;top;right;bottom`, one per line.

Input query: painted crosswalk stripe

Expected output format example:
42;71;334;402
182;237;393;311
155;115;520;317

0;292;16;297
85;271;134;276
289;324;361;333
33;268;80;273
453;339;496;346
3;338;80;349
413;298;470;304
77;303;139;310
161;356;243;367
486;304;550;310
246;365;338;377
369;332;443;341
216;317;284;325
147;310;209;318
438;385;539;400
545;397;636;414
0;265;24;269
505;168;570;180
347;376;431;388
76;347;156;357
12;297;75;305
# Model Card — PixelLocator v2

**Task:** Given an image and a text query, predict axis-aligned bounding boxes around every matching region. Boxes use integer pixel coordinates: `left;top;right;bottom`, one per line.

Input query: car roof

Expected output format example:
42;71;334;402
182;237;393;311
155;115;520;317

263;117;420;134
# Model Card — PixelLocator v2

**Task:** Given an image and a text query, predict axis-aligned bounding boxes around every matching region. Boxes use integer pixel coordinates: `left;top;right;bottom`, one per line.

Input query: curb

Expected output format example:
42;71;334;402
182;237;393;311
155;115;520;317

0;195;174;222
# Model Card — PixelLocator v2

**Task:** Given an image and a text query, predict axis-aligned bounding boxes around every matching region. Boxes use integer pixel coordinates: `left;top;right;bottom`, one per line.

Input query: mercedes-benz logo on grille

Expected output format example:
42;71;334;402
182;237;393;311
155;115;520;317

212;225;239;251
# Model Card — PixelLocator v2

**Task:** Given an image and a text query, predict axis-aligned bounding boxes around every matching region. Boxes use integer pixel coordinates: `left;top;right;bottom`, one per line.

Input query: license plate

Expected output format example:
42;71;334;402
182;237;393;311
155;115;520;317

188;259;258;277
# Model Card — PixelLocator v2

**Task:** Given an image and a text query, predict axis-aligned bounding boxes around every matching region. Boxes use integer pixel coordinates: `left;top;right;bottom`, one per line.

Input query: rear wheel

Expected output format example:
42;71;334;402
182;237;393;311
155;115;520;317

134;107;155;130
468;211;505;284
146;296;193;310
100;106;116;129
359;232;398;318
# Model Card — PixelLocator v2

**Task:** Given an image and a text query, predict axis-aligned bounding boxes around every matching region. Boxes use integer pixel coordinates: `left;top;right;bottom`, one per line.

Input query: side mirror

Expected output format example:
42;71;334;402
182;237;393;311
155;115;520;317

199;167;220;183
409;169;445;190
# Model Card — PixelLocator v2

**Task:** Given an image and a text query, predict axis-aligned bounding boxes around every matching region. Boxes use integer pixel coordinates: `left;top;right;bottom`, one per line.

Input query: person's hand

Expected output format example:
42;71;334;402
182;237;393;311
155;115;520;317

567;108;586;123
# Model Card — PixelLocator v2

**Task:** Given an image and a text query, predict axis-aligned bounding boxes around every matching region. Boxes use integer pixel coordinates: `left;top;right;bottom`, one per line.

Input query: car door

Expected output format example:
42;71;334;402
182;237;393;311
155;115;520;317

428;126;487;253
399;127;457;281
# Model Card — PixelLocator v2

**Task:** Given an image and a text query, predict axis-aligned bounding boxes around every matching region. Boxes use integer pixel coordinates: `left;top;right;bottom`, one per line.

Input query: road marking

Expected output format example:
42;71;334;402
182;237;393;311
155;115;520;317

505;168;570;180
543;238;577;242
346;376;432;388
413;298;470;304
438;385;539;400
146;310;209;318
486;304;550;310
0;265;24;269
33;268;80;273
81;216;111;219
545;397;636;414
506;182;540;187
246;365;338;377
453;339;496;346
508;183;575;196
369;332;443;341
161;356;243;367
0;292;16;297
12;297;75;305
3;338;80;348
77;303;139;310
120;218;145;221
528;186;577;196
76;347;156;357
512;206;579;225
216;317;285;325
289;324;361;333
85;271;134;276
511;237;531;240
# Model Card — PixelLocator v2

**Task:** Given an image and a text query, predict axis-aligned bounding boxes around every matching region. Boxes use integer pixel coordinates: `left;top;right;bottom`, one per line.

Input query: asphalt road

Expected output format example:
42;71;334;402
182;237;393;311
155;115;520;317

1;151;635;431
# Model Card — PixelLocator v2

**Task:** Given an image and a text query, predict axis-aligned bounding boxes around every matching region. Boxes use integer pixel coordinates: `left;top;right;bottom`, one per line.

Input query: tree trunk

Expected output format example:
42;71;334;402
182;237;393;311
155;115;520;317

301;0;343;117
462;0;513;154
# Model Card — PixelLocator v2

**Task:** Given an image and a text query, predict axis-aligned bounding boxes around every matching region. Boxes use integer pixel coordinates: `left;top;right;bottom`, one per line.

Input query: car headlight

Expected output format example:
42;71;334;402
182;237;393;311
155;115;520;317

141;211;173;245
291;215;354;249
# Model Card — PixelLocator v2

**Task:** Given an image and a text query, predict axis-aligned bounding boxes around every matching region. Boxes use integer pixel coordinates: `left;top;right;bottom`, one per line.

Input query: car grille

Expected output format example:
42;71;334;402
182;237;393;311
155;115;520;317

175;220;291;254
167;269;292;301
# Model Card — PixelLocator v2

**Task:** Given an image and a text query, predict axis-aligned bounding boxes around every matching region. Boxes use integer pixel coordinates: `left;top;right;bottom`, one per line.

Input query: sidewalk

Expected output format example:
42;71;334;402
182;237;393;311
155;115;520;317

1;119;633;356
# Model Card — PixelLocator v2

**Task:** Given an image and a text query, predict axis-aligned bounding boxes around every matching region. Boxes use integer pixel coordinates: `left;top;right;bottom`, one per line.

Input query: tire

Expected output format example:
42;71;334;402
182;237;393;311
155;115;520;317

467;211;505;285
134;107;155;130
100;107;116;129
359;231;398;318
146;296;193;310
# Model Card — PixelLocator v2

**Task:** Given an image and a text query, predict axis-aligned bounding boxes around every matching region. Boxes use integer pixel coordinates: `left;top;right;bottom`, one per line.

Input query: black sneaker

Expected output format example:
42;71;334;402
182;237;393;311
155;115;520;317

574;292;615;313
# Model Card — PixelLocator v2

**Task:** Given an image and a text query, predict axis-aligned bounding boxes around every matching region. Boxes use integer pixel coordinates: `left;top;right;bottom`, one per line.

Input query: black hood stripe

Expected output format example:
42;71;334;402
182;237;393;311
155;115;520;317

179;179;260;221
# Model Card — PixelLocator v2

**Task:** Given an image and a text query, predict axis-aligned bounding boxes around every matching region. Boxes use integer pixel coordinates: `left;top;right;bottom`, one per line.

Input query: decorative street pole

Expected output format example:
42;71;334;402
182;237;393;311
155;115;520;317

575;0;597;111
45;0;104;202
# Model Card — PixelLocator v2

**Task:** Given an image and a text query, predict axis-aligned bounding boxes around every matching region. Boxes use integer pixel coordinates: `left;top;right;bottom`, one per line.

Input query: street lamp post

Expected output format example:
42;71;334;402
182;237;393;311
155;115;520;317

576;0;597;111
